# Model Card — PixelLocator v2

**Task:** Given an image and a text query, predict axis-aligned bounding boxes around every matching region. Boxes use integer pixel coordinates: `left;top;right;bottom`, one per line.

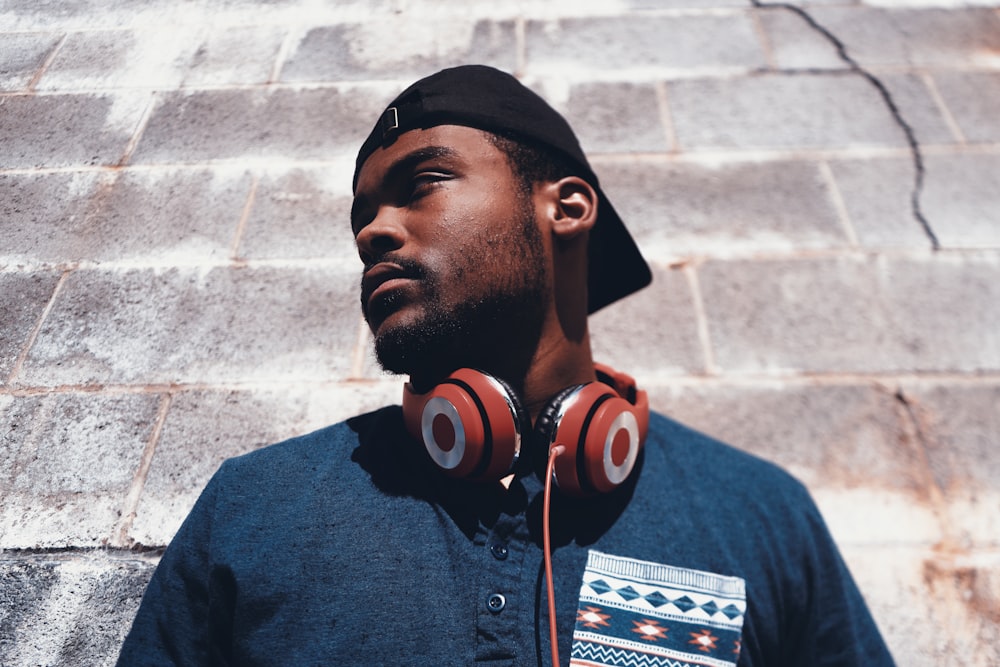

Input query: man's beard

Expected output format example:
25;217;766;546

369;205;548;383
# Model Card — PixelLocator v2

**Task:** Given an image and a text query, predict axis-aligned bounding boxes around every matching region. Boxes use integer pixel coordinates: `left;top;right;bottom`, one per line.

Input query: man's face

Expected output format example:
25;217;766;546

351;125;549;379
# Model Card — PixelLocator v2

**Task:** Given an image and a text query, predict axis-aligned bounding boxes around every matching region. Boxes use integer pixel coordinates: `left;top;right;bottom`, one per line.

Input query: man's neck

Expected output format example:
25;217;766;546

519;333;597;423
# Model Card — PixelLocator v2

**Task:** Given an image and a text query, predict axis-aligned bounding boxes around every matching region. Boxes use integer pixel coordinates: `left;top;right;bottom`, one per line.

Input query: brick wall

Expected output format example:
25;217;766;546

2;1;999;664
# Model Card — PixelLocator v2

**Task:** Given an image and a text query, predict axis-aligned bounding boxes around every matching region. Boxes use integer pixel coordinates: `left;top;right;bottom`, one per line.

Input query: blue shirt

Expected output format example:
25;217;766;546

118;407;895;666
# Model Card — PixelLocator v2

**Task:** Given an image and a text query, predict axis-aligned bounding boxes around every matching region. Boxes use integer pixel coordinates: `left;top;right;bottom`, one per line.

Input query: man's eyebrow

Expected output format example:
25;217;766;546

351;145;460;230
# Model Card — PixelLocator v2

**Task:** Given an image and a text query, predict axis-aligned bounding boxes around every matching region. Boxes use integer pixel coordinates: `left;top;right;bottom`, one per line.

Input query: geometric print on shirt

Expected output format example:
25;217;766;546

570;550;746;667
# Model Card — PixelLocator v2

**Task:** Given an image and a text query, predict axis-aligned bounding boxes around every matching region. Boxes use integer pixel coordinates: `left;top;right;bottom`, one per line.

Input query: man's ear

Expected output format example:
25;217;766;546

539;176;599;239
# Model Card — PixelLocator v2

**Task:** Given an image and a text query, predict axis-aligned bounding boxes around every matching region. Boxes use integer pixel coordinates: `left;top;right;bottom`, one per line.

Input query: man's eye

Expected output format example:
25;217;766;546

409;172;448;197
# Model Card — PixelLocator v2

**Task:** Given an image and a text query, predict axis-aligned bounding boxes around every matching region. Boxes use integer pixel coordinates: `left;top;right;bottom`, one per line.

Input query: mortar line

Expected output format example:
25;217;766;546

750;0;940;251
747;6;777;70
920;71;967;145
349;317;371;379
653;81;680;154
26;33;67;92
4;141;999;177
116;91;158;167
0;256;359;275
5;269;72;386
817;159;859;248
229;174;261;260
514;17;527;75
3;371;1000;398
268;27;297;84
2;377;398;397
0;544;168;558
683;263;720;376
111;392;174;548
8;542;995;560
1;244;994;278
0;79;412;96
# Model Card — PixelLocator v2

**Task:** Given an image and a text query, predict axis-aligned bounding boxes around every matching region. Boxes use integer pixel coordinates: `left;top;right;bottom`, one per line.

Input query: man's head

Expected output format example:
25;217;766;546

351;65;650;383
353;124;551;382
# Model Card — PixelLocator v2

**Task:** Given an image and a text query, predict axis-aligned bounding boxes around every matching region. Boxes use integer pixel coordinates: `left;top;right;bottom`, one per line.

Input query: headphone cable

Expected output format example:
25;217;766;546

543;444;566;667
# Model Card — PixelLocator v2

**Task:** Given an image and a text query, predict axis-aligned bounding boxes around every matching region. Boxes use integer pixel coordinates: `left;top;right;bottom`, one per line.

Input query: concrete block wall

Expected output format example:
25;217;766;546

1;0;998;664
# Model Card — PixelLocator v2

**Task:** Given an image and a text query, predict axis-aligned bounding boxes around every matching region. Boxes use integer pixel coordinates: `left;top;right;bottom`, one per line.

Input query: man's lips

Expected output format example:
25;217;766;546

361;262;420;315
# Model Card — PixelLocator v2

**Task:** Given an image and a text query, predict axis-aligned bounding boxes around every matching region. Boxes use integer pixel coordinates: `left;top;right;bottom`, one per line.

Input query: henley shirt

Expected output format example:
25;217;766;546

117;407;895;666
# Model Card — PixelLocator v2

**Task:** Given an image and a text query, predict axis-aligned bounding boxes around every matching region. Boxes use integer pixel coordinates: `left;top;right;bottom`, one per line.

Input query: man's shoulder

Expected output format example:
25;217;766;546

220;405;404;476
643;410;809;500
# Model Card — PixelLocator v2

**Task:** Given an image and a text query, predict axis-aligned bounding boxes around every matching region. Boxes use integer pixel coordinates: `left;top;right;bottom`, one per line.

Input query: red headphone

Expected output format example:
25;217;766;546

402;363;649;497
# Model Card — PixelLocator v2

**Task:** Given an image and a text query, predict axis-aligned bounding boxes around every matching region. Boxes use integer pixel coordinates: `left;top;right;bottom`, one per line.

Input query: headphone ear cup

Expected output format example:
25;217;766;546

547;384;644;497
402;368;527;480
579;394;643;494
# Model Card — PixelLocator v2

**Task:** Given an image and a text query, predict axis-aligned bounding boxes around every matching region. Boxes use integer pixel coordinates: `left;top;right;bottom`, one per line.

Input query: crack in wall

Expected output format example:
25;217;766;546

892;386;955;544
752;0;942;251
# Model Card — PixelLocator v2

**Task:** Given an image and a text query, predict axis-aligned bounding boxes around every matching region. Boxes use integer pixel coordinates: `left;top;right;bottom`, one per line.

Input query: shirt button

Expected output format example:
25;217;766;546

490;542;509;560
487;593;506;613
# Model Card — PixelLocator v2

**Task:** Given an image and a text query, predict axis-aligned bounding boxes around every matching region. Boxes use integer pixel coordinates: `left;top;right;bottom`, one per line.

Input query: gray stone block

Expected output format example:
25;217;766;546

825;156;932;249
131;86;381;164
756;5;847;71
650;382;923;493
807;7;1000;69
0;558;61;659
280;19;517;82
559;82;670;155
923;154;1000;248
36;25;286;91
590;265;704;379
594;157;848;258
698;255;1000;374
0;32;61;91
182;25;286;87
0;392;160;548
0;0;205;31
37;29;185;90
879;73;960;146
846;544;1000;667
1;172;98;266
668;72;908;150
0;271;60;383
130;389;310;546
19;265;361;386
239;167;356;261
649;381;943;545
626;0;746;7
906;382;1000;546
129;381;400;545
525;14;766;73
0;92;148;168
0;554;154;667
931;71;1000;144
2;168;252;266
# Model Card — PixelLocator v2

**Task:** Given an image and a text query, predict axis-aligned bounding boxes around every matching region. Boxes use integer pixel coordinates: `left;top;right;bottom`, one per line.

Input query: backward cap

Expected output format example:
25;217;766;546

354;65;651;313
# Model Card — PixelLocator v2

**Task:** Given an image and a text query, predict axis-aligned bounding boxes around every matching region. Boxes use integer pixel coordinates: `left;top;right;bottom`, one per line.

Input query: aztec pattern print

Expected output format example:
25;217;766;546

570;550;746;667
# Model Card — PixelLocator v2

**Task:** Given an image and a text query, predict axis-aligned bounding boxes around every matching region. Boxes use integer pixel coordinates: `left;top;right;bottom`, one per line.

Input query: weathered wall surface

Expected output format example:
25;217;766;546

2;0;998;664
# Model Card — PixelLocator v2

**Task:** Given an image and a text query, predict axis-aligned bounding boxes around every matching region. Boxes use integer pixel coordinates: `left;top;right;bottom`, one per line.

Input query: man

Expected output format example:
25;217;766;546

118;65;895;666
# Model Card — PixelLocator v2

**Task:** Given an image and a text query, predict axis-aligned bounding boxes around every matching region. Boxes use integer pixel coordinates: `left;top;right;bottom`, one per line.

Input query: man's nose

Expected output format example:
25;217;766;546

355;206;407;265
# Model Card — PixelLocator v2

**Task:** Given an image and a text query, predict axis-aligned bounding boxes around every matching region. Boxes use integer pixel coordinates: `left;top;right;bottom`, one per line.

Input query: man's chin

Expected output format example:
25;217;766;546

367;305;419;347
372;330;433;378
371;309;462;379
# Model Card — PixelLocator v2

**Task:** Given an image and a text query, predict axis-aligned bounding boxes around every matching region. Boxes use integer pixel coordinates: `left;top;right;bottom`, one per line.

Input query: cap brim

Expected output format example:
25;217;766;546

587;190;652;314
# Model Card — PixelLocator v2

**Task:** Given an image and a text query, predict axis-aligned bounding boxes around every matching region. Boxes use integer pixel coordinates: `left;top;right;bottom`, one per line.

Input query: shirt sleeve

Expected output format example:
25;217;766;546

116;466;235;667
780;490;896;667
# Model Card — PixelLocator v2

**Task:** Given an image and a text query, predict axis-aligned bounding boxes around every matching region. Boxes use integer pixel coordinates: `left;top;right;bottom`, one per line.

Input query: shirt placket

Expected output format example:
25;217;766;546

473;506;531;664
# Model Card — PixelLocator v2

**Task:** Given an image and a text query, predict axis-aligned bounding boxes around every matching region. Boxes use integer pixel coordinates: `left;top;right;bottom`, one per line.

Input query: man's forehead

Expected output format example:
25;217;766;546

354;125;502;192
